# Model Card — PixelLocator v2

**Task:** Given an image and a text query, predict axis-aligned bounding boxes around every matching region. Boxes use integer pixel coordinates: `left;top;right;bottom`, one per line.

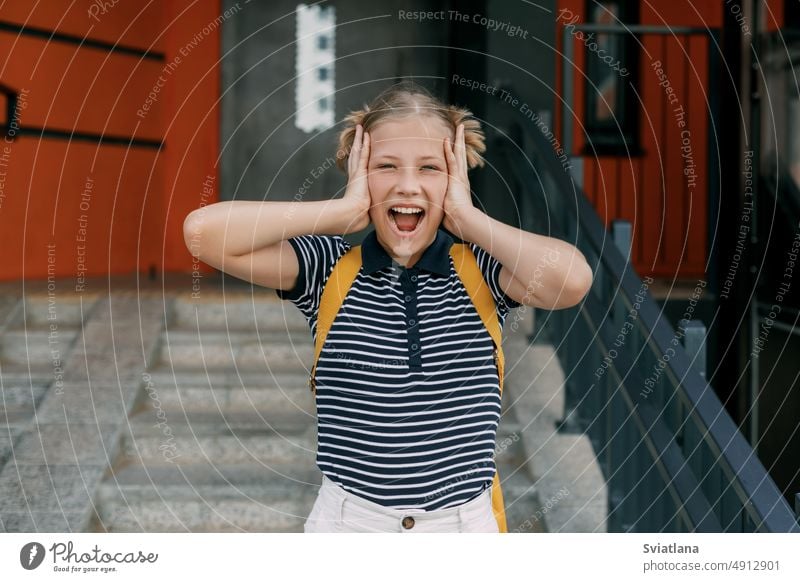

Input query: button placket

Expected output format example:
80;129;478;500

401;269;422;369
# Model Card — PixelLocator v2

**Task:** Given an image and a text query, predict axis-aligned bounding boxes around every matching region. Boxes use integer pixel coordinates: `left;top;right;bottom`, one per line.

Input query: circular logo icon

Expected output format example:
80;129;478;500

20;542;46;570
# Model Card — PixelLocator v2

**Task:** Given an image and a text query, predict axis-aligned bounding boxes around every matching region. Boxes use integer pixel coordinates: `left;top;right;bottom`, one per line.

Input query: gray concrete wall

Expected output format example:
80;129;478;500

220;0;557;235
475;0;557;229
220;0;448;220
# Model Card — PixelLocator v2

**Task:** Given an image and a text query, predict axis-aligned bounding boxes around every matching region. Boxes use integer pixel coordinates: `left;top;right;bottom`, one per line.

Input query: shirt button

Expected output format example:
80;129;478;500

402;516;415;529
409;319;416;326
405;295;412;302
411;275;417;282
411;343;418;350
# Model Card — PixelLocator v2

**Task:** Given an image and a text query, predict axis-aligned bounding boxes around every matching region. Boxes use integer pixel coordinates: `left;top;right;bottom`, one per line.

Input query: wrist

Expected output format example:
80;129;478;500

448;206;484;242
333;198;369;234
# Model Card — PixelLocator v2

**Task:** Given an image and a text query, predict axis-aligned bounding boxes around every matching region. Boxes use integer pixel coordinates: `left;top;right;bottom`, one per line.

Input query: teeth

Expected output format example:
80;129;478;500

391;207;423;214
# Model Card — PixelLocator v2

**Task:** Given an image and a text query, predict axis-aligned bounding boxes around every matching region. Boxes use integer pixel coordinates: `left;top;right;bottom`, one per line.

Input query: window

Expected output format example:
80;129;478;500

295;4;335;133
583;1;640;155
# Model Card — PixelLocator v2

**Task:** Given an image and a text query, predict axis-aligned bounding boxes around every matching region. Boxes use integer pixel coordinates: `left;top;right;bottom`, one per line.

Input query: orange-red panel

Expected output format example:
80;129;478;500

0;138;161;281
0;32;164;141
0;1;164;53
685;34;709;274
638;33;666;277
160;0;220;273
640;1;723;28
662;34;686;269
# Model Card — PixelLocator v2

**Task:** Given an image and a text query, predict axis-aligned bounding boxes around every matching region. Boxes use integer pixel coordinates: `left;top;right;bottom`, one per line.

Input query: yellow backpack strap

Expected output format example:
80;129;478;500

449;243;505;396
308;245;362;395
450;242;509;534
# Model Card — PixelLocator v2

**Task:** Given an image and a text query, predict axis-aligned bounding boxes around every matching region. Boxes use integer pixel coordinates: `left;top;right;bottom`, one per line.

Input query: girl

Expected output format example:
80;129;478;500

184;82;592;533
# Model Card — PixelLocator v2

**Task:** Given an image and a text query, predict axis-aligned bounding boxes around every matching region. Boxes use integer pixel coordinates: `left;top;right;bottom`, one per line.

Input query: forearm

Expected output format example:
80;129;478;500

184;199;353;258
458;208;593;309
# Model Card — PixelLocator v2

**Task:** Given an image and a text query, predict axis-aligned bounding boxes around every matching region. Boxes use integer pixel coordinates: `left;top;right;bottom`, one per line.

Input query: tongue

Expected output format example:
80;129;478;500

394;212;421;232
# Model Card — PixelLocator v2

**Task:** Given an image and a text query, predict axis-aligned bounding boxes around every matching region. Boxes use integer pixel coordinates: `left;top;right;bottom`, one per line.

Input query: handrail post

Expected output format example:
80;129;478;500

795;493;800;524
683;320;707;381
611;220;632;258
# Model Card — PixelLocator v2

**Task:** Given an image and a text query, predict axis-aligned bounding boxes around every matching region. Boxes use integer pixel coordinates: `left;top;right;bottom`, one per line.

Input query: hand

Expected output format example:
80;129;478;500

340;124;372;234
442;123;476;235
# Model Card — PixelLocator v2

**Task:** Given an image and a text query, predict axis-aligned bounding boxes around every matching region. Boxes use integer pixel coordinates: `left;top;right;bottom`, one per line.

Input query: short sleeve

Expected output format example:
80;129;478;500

468;242;522;323
275;235;352;331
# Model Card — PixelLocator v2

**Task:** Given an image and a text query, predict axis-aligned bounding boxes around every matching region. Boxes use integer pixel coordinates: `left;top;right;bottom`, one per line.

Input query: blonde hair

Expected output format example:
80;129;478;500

335;81;486;172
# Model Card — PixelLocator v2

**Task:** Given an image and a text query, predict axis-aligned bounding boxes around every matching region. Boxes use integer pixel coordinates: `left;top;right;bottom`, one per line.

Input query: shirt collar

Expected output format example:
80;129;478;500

361;227;455;276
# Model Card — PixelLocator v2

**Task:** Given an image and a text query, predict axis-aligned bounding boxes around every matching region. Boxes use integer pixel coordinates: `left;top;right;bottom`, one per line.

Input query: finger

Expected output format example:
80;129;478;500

444;136;456;177
358;131;370;175
457;123;467;175
349;125;362;176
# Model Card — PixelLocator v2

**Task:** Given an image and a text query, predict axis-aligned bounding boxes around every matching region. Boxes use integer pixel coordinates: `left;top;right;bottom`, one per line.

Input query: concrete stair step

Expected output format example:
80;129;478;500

126;403;315;438
92;463;321;532
156;329;313;370
18;295;97;327
132;371;314;416
494;422;546;533
169;294;307;331
0;380;51;416
118;419;317;466
142;369;312;389
1;327;81;366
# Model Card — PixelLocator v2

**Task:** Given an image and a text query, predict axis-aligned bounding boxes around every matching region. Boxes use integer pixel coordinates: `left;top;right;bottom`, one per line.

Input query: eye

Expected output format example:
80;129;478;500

421;165;439;171
376;163;395;170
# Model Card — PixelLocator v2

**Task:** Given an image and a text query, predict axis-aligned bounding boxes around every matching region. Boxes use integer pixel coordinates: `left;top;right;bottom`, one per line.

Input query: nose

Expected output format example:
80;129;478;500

395;166;422;195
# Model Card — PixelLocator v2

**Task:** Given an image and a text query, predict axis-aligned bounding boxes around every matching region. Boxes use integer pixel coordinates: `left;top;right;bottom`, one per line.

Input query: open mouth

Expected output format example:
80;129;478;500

388;208;426;236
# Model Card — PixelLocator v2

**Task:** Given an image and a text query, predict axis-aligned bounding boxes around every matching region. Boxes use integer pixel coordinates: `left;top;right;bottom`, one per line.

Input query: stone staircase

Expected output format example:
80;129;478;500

1;283;606;533
86;291;543;532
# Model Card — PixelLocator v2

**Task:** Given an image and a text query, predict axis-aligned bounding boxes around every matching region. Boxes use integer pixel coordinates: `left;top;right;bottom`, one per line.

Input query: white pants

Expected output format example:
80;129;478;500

303;475;500;533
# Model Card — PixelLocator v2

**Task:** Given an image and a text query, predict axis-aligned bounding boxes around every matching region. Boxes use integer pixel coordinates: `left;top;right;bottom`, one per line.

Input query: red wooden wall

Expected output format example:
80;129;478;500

0;0;220;281
555;1;723;279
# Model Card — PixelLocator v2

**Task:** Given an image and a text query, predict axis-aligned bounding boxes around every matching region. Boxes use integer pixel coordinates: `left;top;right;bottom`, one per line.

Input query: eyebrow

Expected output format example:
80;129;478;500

374;154;442;162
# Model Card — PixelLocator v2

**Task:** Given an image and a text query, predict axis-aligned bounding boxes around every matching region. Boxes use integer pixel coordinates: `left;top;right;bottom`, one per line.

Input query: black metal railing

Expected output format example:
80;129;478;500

495;119;800;532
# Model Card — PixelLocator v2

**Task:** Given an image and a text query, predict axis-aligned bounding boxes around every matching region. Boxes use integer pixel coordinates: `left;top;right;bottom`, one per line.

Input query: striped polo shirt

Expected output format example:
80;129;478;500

275;226;521;511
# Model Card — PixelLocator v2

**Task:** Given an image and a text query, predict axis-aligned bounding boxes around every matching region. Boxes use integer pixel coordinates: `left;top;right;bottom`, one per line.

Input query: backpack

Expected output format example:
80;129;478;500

307;240;509;533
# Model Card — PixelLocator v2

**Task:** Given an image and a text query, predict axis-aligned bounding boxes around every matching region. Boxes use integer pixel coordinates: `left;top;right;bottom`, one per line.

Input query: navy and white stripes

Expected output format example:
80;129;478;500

276;228;520;511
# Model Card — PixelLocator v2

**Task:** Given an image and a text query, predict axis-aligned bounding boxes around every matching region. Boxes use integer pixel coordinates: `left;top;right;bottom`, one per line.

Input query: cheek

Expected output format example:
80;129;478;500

424;175;448;211
368;174;390;197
